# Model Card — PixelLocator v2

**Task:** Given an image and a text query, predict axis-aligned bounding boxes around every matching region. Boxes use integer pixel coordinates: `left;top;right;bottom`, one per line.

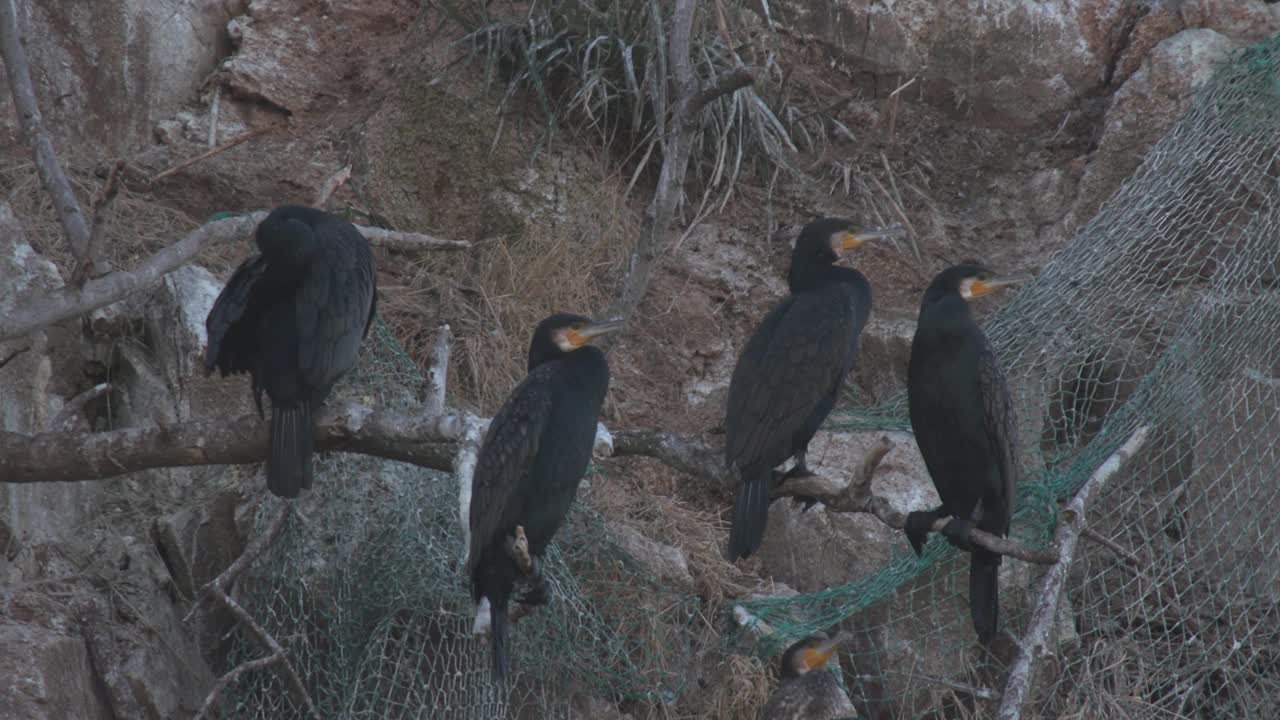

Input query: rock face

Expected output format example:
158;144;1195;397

1065;28;1239;229
0;0;236;152
771;0;1131;128
0;621;114;720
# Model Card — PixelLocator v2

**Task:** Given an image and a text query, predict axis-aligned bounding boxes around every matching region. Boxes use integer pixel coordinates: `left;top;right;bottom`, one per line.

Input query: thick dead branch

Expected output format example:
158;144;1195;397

998;426;1150;720
0;0;91;260
0;401;467;483
359;224;470;252
611;429;730;490
0;212;469;343
775;439;1056;565
611;430;1057;565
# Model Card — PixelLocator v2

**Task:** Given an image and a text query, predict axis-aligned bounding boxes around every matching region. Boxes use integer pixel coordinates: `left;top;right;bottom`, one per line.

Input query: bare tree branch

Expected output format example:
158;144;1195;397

0;0;92;261
210;585;321;719
72;159;125;287
0;401;467;483
359;224;470;252
998;426;1151;720
612;430;1059;565
0;213;261;343
604;0;754;328
0;213;469;343
687;67;756;116
193;654;281;720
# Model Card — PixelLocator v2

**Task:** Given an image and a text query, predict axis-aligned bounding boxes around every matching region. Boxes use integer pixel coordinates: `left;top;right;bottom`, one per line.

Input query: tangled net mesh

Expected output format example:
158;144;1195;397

219;33;1280;719
221;323;697;718
743;33;1280;718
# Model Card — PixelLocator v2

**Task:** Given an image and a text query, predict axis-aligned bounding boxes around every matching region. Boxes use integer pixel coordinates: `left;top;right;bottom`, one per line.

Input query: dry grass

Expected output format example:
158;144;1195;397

705;652;774;720
377;165;641;413
1;160;211;276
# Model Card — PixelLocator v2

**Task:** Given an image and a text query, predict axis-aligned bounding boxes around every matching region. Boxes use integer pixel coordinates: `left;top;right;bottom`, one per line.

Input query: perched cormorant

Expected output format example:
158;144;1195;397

466;313;623;684
204;205;377;498
760;634;857;720
904;264;1022;645
724;218;898;561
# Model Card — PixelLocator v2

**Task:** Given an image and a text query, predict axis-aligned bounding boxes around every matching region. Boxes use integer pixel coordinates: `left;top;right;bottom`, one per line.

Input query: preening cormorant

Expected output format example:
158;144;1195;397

760;634;857;720
904;264;1022;645
724;218;898;561
204;205;377;498
466;313;622;684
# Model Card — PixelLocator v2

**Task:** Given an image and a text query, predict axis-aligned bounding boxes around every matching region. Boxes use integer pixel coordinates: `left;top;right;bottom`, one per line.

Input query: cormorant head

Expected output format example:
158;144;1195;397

256;205;322;267
788;218;903;290
527;312;625;370
922;264;1027;307
779;633;844;679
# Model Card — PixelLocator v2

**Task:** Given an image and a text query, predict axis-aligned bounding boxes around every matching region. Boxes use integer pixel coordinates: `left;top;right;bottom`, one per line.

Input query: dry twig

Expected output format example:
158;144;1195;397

998;425;1150;720
73;159;126;286
148;125;279;185
188;508;319;719
50;382;111;430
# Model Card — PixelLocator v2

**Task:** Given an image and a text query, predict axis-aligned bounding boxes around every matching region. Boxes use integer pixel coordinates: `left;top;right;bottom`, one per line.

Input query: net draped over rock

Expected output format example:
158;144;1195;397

742;33;1280;718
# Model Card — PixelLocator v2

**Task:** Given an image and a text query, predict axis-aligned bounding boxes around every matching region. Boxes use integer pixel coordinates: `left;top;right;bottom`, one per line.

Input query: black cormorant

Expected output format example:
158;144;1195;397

724;218;897;561
466;312;623;684
760;634;857;720
904;264;1022;645
204;205;377;498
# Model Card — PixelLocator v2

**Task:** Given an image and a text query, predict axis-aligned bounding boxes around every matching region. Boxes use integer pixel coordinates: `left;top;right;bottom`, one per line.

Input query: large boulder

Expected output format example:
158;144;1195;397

769;0;1135;128
0;0;236;153
1064;28;1239;232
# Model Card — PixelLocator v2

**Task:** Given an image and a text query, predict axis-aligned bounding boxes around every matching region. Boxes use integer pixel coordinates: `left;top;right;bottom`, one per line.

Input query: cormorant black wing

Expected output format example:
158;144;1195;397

204;254;268;376
295;222;377;396
978;338;1017;529
725;289;859;472
465;370;556;578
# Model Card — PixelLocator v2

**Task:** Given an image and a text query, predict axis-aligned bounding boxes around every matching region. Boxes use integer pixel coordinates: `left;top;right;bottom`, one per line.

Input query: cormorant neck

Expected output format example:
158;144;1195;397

918;292;975;330
788;262;865;295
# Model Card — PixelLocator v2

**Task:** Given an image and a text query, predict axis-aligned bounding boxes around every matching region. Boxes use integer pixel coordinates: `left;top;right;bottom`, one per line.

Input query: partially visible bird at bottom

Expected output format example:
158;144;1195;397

760;634;858;720
466;313;623;684
904;264;1025;645
725;218;902;561
204;205;377;499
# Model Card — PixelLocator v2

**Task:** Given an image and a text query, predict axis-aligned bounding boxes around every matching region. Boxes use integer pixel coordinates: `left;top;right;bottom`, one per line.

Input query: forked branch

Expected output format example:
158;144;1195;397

611;430;1059;565
0;212;469;343
997;425;1150;720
